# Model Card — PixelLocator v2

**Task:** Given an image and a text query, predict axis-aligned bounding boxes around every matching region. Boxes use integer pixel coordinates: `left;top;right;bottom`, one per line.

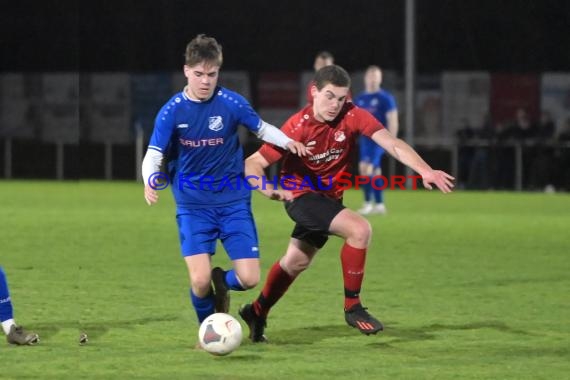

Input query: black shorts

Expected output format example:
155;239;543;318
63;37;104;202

284;192;346;249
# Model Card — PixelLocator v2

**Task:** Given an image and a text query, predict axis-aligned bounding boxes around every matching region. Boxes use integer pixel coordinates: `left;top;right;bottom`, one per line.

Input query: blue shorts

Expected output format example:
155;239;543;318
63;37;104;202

176;203;260;260
359;136;385;168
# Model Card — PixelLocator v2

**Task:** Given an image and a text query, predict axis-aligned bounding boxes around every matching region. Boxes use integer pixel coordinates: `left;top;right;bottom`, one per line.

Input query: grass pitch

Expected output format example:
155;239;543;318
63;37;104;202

1;181;569;379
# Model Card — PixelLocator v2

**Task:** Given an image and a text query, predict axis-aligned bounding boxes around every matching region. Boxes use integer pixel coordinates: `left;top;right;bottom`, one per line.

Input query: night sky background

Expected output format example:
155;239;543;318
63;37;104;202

1;0;569;74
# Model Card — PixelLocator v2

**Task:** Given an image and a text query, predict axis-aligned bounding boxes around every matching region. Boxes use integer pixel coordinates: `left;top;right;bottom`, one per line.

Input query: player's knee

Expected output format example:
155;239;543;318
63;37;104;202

237;271;259;289
281;255;310;276
349;219;372;246
359;163;373;176
190;274;211;295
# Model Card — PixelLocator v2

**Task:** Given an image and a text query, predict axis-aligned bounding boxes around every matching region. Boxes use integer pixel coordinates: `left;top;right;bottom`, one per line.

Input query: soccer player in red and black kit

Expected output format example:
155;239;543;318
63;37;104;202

240;65;454;342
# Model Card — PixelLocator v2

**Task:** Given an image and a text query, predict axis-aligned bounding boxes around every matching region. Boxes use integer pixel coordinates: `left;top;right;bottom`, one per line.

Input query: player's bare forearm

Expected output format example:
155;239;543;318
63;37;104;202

245;152;293;201
391;140;433;176
371;129;455;193
245;152;275;198
372;129;431;176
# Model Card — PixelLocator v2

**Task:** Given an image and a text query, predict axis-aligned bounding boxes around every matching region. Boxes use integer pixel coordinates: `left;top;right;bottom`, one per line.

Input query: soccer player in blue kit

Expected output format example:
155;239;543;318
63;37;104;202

356;66;399;215
141;34;309;328
1;266;39;345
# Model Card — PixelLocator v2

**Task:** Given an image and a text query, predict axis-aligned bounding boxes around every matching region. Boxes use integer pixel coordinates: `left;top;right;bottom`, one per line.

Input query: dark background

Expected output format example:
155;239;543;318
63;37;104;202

1;0;569;73
1;0;569;187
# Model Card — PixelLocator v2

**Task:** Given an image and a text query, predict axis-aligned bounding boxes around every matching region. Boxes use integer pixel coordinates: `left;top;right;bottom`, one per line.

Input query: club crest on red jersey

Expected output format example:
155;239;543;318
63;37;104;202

334;130;346;142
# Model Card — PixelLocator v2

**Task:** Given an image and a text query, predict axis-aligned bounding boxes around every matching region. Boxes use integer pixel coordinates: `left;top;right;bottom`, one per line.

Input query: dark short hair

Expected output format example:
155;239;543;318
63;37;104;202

314;65;351;90
184;34;223;67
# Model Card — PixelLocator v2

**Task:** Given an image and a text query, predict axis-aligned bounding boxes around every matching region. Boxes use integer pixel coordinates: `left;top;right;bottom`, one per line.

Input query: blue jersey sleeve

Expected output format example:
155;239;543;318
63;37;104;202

354;93;365;107
232;92;262;133
385;92;397;112
148;101;176;153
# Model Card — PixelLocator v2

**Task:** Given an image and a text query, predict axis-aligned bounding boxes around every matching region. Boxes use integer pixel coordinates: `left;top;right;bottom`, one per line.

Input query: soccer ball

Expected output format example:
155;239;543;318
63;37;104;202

198;313;243;356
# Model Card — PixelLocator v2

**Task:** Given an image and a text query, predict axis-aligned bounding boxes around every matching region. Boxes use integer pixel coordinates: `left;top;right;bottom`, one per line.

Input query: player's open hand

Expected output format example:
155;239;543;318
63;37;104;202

286;141;313;157
422;170;455;193
267;189;294;202
144;185;159;205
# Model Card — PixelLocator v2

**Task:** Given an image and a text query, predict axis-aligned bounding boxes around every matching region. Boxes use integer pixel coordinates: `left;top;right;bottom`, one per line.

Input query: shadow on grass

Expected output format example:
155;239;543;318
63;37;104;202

379;320;535;345
459;275;568;288
266;324;358;345
221;353;263;361
266;320;534;346
29;314;180;340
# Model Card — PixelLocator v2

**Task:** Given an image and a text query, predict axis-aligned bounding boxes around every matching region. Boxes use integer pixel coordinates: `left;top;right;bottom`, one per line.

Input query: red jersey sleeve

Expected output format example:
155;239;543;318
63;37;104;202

258;112;305;164
352;106;384;137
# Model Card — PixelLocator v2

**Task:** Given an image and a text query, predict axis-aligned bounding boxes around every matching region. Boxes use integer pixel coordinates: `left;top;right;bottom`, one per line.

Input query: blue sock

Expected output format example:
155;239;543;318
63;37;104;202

371;176;384;204
362;182;372;203
190;289;215;323
0;267;14;322
224;269;245;291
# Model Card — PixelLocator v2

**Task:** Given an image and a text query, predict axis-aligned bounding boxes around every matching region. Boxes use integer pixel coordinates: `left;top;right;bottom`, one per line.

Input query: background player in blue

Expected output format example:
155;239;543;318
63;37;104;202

356;66;399;215
141;35;309;330
1;266;39;345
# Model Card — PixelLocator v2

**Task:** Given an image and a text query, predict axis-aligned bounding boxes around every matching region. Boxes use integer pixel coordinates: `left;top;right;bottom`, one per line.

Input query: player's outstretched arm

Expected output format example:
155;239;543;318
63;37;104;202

371;129;455;193
245;152;293;201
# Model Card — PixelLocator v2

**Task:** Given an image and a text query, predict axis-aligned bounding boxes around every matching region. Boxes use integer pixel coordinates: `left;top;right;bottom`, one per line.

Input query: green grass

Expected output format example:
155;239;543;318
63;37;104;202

1;181;569;379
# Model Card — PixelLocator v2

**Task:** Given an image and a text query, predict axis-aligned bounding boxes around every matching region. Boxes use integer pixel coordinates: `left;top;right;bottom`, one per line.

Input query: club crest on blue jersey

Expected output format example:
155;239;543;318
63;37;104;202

208;116;224;131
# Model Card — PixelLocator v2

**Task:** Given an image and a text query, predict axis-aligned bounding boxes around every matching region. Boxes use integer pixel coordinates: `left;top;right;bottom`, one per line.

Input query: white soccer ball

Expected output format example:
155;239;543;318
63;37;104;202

198;313;243;356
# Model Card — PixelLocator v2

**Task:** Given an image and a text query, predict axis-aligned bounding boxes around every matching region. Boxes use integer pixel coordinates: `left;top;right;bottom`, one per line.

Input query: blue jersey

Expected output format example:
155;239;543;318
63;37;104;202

355;89;397;127
148;86;262;208
356;89;397;165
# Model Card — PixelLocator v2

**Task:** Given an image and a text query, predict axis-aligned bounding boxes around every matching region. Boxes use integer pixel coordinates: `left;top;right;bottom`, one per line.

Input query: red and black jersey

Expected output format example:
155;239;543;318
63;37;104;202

259;102;384;199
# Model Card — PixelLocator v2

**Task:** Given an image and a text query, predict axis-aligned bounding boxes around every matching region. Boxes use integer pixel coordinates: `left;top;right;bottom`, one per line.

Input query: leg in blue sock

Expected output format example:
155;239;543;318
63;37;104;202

0;266;14;324
362;182;372;203
0;267;39;344
371;176;384;204
224;269;245;291
190;289;215;323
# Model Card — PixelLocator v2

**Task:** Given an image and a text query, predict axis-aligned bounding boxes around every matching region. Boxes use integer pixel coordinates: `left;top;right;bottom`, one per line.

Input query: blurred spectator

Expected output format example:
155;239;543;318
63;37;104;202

535;111;556;140
495;108;538;189
556;117;570;190
494;121;515;189
558;117;570;141
528;111;556;190
468;114;494;189
509;107;537;140
456;118;475;189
